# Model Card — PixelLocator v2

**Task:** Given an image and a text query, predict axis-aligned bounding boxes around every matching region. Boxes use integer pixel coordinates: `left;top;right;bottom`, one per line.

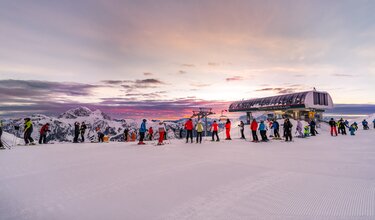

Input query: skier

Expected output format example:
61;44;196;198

184;118;193;143
96;127;104;143
373;119;375;129
80;122;87;142
138;119;147;145
296;119;303;138
225;119;231;140
271;119;280;139
238;121;245;139
148;127;154;141
349;124;356;135
124;127;129;142
250;119;259;142
362;119;369;130
283;118;293;142
338;118;347;135
24;118;35;145
73;122;80;143
0;120;4;149
258;120;268;142
211;120;220;141
39;123;50;144
309;120;316;136
268;119;274;138
195;120;203;144
329;118;338;136
157;121;166;145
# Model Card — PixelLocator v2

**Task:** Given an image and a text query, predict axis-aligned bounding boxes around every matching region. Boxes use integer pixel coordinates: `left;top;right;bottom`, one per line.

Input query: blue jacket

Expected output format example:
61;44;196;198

258;123;266;131
140;121;147;132
271;121;279;129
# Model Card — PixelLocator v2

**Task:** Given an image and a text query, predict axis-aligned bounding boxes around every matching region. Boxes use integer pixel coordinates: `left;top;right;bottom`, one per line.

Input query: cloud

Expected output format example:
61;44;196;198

190;83;211;87
255;87;298;94
208;62;220;66
101;80;124;85
331;73;354;77
143;72;153;76
181;64;195;67
225;76;244;82
135;78;165;84
178;70;187;74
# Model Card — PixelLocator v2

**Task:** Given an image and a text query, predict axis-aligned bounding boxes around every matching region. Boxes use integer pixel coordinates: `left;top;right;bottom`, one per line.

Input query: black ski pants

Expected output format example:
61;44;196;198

285;130;292;141
186;130;193;142
39;134;47;144
196;132;202;143
24;130;34;144
212;131;219;141
252;130;258;141
274;128;280;138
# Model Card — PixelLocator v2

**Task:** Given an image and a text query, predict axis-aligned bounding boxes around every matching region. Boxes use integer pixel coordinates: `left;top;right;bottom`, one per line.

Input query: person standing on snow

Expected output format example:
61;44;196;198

268;119;274;138
0;120;4;149
184;119;194;143
148;127;154;140
24;118;35;145
195;120;204;144
73;122;80;143
349;124;356;135
258;120;268;142
271;119;280;139
250;119;259;142
309;120;316;136
225;119;231;140
362;119;369;130
39;123;50;144
238;121;245;139
338;118;347;135
329;118;338;136
138;119;147;145
80;122;87;142
283;118;293;142
124;127;129;142
296;119;303;138
211;120;220;141
157;122;166;145
96;127;104;143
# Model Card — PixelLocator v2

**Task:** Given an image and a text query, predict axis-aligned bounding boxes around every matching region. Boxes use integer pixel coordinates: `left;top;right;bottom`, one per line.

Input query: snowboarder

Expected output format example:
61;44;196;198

250;119;259;142
349;124;356;135
258;120;268;142
0;120;4;149
24;118;35;145
195;120;203;144
157;122;166;145
80;122;87;142
211;120;220;141
138;119;147;145
238;121;245;139
309;120;316;136
124;127;129;142
225;119;231;140
73;122;80;143
329;118;338;136
39;123;50;144
296;119;303;138
338;118;347;135
271;119;280;139
148;127;154;141
283;118;293;142
184;119;194;143
362;119;369;130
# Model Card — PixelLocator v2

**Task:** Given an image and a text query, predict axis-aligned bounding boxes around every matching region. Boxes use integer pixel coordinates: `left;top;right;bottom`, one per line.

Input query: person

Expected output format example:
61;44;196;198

179;127;183;139
329;118;338;136
138;119;147;145
283;118;293;142
344;120;349;128
309;120;316;136
211;120;220;141
373;119;375;129
131;131;137;142
296;119;303;138
96;127;104;142
250;119;259;142
238;121;245;139
80;122;87;142
268;119;274;138
148;127;154;141
362;119;369;130
303;125;310;137
195;120;204;144
184;118;194;143
258;120;268;142
124;127;129;142
338;118;347;135
337;120;341;134
0;120;4;149
271;119;280;139
353;122;358;130
73;122;80;143
24;118;35;145
39;123;50;144
349;124;356;135
225;119;231;140
157;122;166;145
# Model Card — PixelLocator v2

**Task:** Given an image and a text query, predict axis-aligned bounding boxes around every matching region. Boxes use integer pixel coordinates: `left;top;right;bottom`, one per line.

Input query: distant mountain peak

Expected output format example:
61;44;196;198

58;106;93;119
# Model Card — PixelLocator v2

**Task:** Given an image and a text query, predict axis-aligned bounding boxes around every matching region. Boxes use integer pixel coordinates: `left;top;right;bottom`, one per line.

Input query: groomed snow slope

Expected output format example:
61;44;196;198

1;125;374;220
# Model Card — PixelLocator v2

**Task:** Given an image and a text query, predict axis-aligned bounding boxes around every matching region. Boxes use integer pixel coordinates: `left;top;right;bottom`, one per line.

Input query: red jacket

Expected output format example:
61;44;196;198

250;121;258;131
40;124;49;135
148;127;153;134
212;122;219;131
185;120;193;130
225;122;231;130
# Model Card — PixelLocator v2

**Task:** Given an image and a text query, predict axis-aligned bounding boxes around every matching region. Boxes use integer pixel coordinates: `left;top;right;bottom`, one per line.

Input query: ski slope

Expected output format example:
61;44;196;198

1;122;375;219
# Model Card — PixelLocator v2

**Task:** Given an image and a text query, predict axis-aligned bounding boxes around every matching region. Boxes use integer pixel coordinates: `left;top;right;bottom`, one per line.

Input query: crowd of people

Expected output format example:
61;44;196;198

0;116;374;148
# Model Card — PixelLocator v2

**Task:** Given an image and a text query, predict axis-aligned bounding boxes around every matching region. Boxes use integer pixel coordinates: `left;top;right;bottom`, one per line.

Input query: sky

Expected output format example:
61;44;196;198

0;0;374;119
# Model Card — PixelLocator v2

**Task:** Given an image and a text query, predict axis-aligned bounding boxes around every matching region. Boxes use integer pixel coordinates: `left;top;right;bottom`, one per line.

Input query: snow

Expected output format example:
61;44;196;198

1;118;375;219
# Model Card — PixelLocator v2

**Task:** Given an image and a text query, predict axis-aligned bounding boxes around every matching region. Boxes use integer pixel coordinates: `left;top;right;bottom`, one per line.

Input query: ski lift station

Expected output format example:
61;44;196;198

228;90;334;123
